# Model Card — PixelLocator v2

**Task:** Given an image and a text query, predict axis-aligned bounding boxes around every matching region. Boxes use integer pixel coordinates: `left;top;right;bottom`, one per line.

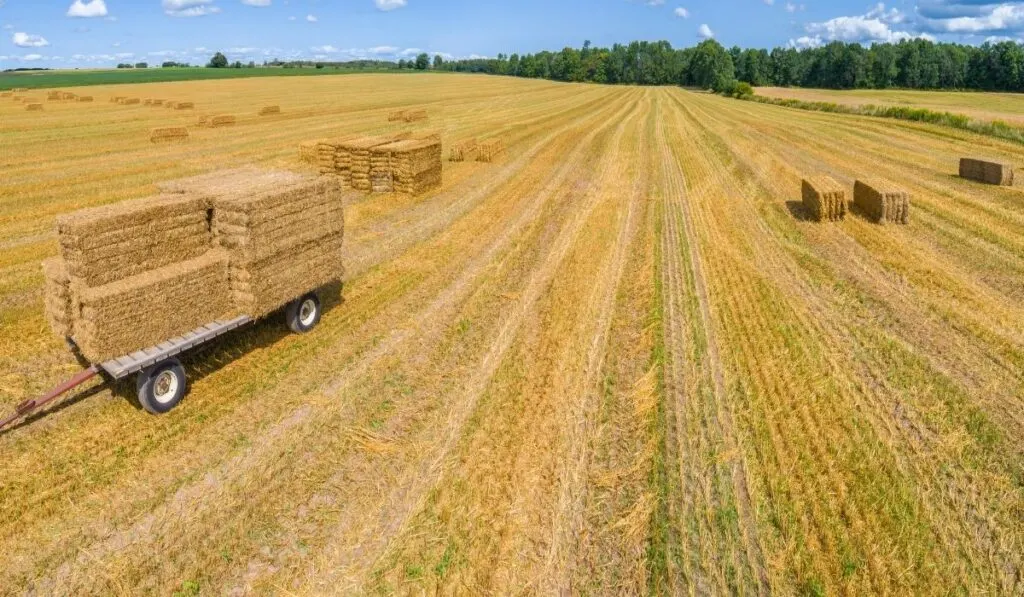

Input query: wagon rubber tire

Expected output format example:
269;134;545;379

137;358;187;415
286;292;322;334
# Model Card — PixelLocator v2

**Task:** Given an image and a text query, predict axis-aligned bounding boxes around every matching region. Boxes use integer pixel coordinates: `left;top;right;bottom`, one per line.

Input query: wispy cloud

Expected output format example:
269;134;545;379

163;0;220;17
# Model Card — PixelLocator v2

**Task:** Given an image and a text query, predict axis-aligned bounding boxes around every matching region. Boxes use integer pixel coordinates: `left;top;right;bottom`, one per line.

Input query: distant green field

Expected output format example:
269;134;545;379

0;67;409;90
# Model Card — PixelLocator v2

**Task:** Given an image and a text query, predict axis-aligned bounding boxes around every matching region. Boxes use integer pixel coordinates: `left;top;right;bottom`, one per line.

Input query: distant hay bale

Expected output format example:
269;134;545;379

123;97;141;105
476;139;505;163
151;99;165;106
258;105;280;116
77;95;94;102
26;103;43;111
110;96;125;103
801;175;847;222
375;138;443;195
197;115;210;127
0;91;11;98
144;99;153;105
449;138;478;162
12;87;28;92
174;102;195;110
150;127;190;143
210;114;236;127
388;110;407;122
402;109;428;123
61;92;77;100
47;91;62;101
959;157;1013;186
854;179;910;225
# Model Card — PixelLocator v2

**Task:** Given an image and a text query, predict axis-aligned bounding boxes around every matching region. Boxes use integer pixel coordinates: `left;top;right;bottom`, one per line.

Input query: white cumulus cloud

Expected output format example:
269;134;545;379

306;13;317;21
67;0;108;18
674;7;689;18
23;53;44;60
375;0;407;10
163;0;220;17
13;32;49;47
698;23;714;38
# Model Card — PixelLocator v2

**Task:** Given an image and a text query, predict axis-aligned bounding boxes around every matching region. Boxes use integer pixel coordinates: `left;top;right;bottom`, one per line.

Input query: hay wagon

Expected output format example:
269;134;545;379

1;169;345;430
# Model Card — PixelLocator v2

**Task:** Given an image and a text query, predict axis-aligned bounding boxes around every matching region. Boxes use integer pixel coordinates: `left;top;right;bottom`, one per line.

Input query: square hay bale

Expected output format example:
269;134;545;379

151;99;164;106
959;157;1013;186
388;110;407;122
56;193;213;287
42;257;74;338
47;91;62;101
230;233;345;316
402;109;428;123
259;105;281;116
26;103;43;111
801;176;847;222
61;92;77;100
151;127;190;143
74;250;234;362
144;99;153;105
378;138;442;196
343;136;409;192
854;179;910;225
174;102;195;110
209;114;236;127
77;96;94;102
476;139;505;163
448;138;478;162
123;97;141;105
299;140;320;164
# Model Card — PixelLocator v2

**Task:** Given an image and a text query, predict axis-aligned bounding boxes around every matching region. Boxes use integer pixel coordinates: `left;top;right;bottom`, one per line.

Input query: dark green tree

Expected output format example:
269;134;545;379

433;54;443;69
207;52;228;68
415;52;429;70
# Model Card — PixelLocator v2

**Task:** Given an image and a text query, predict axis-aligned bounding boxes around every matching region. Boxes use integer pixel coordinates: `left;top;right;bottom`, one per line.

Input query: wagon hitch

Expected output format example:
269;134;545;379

0;365;101;433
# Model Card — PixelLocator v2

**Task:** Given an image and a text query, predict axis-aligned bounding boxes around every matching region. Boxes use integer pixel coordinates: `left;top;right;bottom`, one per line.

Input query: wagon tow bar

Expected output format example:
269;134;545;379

0;365;101;433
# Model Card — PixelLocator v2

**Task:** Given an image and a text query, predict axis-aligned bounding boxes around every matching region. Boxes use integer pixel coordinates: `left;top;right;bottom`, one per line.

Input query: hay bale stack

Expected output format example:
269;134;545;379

61;92;77;100
144;99;154;105
42;257;74;338
379;138;442;196
388;110;407;122
299;140;320;164
449;138;478;162
209;114;236;128
110;96;125;103
174;102;195;110
162;169;346;317
369;145;395;193
345;137;400;192
959;157;1013;186
123;97;141;105
477;139;505;163
151;99;164;106
854;179;910;225
56;193;213;288
26;103;43;111
402;109;428;123
47;91;62;101
74;251;233;362
151;127;190;142
259;105;280;116
77;96;94;102
801;176;847;222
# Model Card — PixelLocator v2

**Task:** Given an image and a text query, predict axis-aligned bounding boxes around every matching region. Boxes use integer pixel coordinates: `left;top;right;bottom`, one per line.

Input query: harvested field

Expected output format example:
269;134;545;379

1;75;1023;597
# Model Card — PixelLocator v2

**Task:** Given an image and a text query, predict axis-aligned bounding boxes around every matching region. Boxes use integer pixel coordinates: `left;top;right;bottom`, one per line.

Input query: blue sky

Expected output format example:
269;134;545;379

2;1;1024;68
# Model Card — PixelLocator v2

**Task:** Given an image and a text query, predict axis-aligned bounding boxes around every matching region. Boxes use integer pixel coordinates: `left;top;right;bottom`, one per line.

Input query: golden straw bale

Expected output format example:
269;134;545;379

854;179;910;225
123;97;141;105
476;139;505;163
402;109;428;122
174;102;195;110
42;257;74;338
258;105;281;116
56;193;212;287
77;96;94;102
61;92;77;100
959;157;1013;186
0;91;11;98
26;103;43;111
74;250;234;362
388;110;407;122
150;99;164;106
801;175;847;222
150;127;190;142
47;91;62;101
449;138;478;162
209;114;236;127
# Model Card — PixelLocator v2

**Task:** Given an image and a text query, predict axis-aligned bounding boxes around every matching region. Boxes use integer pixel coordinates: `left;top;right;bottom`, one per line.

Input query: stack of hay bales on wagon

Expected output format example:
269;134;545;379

42;168;347;363
959;158;1013;186
854;179;910;225
801;175;847;222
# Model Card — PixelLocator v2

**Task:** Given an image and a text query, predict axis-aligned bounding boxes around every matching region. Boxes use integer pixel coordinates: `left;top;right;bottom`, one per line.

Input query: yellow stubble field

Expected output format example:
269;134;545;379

0;73;1022;595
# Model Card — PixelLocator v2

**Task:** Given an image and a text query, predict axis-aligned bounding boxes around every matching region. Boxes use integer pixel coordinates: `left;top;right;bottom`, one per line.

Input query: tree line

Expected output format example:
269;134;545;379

436;38;1024;92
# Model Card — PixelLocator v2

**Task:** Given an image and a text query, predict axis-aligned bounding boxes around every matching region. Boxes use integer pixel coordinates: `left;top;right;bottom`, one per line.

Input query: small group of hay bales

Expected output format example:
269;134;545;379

78;95;94;102
197;114;236;128
801;176;847;222
258;105;280;116
800;176;909;225
959;157;1013;186
165;101;194;110
26;103;44;112
144;98;166;106
476;139;504;163
150;127;190;143
448;138;479;162
43;168;347;361
315;132;441;196
47;90;78;101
